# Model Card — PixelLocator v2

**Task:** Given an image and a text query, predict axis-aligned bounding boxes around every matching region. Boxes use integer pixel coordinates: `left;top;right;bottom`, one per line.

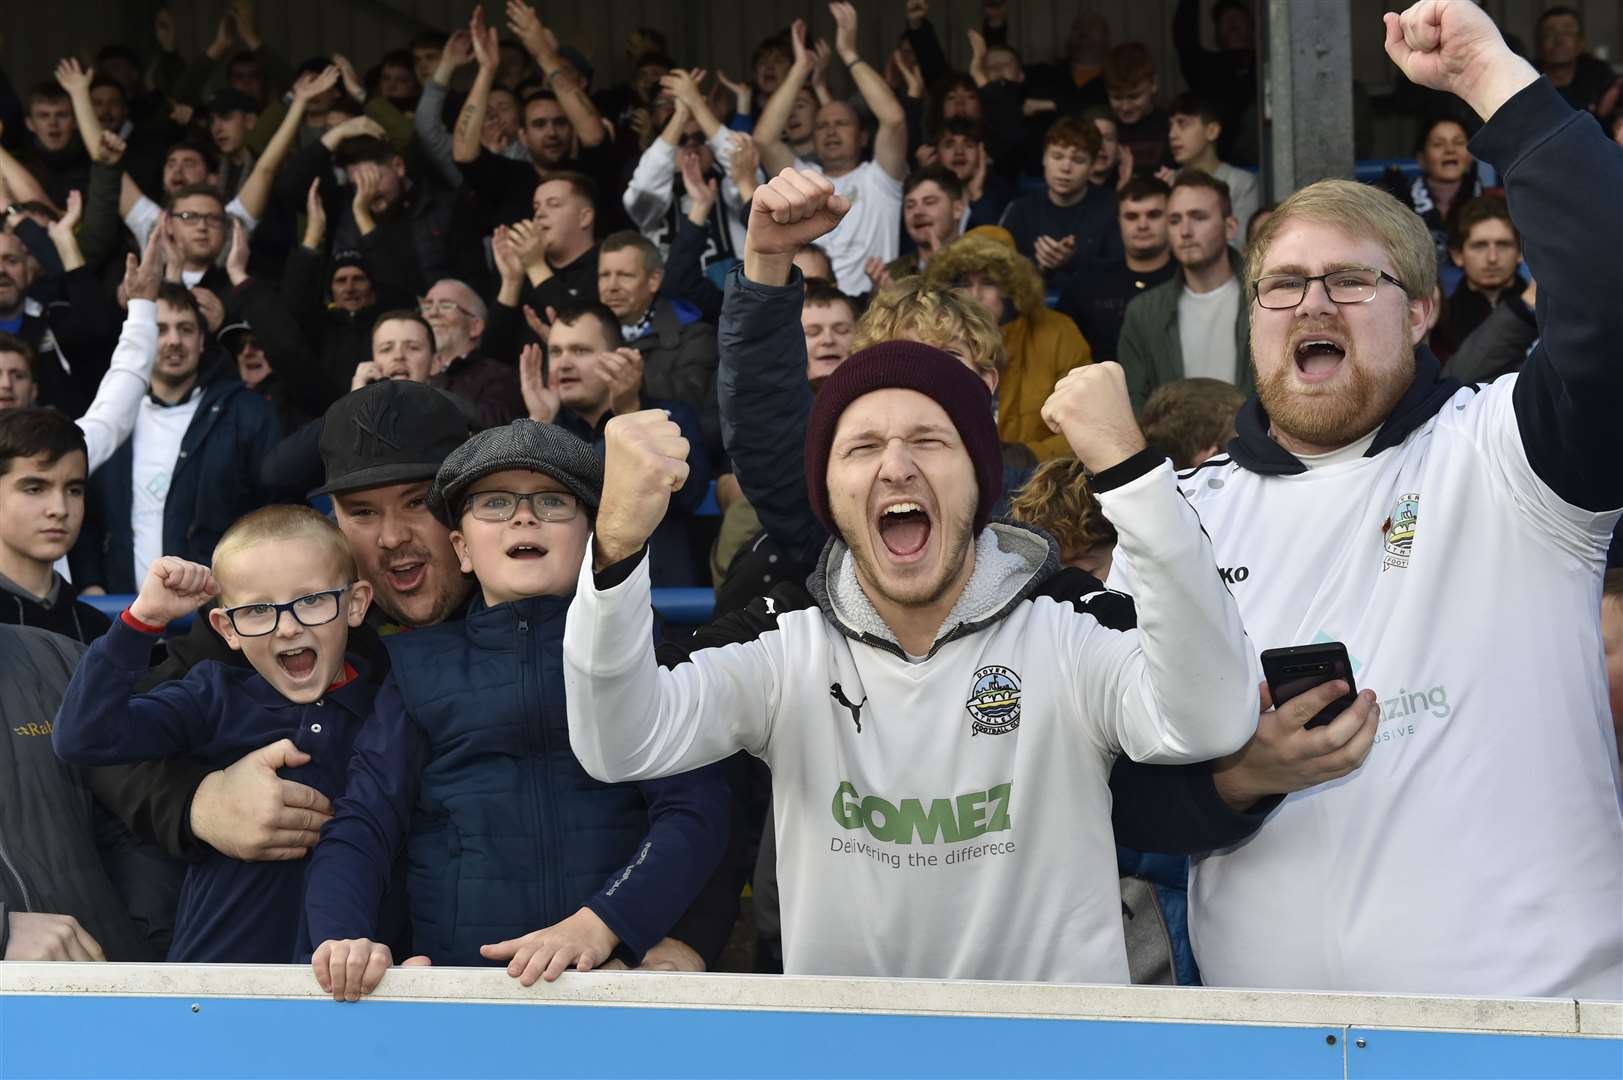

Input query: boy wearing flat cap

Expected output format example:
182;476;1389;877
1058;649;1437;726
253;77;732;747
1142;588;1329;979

306;419;730;1000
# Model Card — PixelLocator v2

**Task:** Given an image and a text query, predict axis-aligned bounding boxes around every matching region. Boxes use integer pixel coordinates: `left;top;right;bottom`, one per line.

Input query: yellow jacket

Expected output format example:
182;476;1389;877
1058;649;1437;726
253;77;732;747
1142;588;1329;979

1000;306;1094;461
925;229;1095;462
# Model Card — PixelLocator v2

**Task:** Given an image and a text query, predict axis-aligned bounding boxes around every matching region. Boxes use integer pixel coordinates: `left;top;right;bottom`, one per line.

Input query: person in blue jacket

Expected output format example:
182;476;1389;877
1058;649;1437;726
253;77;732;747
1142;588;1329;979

307;419;730;1001
52;505;378;963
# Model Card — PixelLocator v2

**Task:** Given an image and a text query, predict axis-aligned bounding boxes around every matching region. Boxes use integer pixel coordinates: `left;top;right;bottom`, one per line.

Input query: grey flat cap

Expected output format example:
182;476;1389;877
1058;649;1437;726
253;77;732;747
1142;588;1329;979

429;419;604;525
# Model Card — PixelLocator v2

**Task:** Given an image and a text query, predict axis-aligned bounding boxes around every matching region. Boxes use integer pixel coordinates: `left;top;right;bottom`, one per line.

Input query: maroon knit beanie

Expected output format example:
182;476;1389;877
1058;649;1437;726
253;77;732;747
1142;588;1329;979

804;341;1003;536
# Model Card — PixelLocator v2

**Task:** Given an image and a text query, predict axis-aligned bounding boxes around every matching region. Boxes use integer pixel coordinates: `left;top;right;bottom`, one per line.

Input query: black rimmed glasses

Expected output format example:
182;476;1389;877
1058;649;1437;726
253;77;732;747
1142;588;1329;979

462;489;581;523
1252;267;1408;309
221;585;352;637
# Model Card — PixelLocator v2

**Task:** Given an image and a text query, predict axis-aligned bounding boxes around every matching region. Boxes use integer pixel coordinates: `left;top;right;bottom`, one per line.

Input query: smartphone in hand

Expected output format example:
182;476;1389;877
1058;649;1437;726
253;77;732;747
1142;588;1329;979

1261;643;1358;729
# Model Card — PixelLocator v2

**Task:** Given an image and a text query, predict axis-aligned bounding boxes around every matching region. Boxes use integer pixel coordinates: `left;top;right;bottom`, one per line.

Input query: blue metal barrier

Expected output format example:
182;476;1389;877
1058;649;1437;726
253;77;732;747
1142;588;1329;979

1;965;1617;1079
83;588;718;631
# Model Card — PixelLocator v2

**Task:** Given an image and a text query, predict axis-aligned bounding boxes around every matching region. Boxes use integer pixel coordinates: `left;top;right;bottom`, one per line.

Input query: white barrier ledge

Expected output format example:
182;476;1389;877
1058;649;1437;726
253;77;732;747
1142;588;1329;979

3;963;1619;1037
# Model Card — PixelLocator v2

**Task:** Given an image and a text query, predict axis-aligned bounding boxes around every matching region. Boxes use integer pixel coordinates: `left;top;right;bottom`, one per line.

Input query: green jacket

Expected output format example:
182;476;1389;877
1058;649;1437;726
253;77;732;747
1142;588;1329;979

1117;246;1253;411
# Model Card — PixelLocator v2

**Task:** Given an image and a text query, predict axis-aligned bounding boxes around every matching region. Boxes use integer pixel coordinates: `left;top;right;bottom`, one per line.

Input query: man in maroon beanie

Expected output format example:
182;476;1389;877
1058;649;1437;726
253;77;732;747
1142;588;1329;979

558;166;1266;984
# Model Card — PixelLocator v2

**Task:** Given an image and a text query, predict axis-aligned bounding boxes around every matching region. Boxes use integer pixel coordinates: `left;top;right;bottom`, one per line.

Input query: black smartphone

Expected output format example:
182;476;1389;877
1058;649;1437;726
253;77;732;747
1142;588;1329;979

1260;643;1358;729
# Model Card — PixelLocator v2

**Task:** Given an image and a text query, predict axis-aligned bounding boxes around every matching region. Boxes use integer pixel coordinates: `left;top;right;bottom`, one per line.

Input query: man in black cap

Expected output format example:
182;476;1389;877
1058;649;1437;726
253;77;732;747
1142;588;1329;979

313;380;480;631
207;88;262;201
91;381;480;875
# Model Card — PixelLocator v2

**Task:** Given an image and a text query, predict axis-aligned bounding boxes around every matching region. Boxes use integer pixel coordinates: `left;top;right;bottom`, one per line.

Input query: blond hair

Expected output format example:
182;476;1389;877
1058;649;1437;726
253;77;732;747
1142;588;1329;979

1244;178;1437;304
211;505;356;600
1007;458;1117;556
854;277;1007;375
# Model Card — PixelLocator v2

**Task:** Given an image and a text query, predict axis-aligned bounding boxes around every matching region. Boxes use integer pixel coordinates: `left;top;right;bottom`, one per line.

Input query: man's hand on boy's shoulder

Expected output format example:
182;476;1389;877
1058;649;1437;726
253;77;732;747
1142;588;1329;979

129;557;221;628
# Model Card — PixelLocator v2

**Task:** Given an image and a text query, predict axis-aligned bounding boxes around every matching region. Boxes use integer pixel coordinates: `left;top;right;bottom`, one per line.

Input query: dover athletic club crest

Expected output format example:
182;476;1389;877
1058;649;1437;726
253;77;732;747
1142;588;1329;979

1382;492;1420;572
966;665;1022;736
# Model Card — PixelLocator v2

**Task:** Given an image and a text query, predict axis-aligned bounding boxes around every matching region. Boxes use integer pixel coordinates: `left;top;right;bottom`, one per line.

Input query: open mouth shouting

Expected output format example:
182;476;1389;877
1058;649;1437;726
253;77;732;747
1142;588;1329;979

1291;331;1348;384
384;560;428;592
506;541;548;560
276;645;320;682
875;498;933;564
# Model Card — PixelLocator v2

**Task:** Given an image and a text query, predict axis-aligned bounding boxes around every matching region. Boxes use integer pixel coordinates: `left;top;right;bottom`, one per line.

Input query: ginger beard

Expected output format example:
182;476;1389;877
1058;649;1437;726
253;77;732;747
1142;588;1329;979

1253;315;1414;450
826;389;979;612
1250;220;1426;453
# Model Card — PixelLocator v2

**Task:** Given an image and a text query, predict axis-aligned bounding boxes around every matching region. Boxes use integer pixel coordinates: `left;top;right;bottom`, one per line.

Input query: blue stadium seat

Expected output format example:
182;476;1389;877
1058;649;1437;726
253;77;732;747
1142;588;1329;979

83;595;194;632
1356;158;1420;183
695;479;719;517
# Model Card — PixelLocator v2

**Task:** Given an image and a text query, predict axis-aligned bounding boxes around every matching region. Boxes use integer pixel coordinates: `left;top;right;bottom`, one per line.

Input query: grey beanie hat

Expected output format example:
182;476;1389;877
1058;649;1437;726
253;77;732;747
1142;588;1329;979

429;419;604;525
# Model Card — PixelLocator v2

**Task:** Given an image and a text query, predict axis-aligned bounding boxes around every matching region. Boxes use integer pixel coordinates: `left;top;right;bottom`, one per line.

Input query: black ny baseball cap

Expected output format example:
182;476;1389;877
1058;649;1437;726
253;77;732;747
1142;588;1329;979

311;381;480;497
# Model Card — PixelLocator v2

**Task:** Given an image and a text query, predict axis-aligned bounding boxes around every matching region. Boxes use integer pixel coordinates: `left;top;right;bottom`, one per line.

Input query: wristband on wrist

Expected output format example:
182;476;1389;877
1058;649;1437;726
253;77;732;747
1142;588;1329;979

121;608;168;634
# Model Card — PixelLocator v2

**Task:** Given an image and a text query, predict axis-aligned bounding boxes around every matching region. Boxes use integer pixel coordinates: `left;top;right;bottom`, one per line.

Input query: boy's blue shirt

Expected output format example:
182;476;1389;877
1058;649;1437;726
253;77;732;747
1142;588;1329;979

53;616;377;962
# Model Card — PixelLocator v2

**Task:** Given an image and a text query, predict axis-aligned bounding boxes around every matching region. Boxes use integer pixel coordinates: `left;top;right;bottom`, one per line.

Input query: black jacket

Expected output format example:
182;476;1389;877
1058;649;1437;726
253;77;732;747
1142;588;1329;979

278;141;487;300
0;626;173;961
72;360;282;593
11;266;122;419
625;299;722;457
258;245;414;415
0;574;112;645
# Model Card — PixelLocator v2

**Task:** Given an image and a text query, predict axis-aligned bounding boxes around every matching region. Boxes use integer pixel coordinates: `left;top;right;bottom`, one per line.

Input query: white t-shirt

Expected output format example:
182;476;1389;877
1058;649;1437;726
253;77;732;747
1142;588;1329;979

797;159;902;295
130;393;200;586
1177;275;1240;383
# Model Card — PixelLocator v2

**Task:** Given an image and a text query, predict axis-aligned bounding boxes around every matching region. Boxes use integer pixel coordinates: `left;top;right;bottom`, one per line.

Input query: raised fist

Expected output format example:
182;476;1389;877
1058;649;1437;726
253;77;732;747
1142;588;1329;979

1382;1;1535;120
594;410;692;569
130;556;221;628
744;168;851;283
1039;361;1147;475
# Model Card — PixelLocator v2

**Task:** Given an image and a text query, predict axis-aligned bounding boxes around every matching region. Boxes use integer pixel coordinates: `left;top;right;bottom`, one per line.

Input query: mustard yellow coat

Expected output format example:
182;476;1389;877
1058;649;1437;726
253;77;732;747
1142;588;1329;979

999;307;1094;461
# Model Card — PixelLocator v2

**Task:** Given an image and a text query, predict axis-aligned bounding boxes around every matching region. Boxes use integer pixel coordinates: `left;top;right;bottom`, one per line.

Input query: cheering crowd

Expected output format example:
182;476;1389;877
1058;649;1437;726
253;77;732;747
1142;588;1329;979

1;0;1621;1005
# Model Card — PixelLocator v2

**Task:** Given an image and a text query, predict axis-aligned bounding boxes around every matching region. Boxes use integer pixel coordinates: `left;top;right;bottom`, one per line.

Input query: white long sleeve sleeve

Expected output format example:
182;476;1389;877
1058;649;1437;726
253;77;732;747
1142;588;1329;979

622;140;678;234
77;300;156;474
1079;459;1260;762
564;548;779;783
708;128;750;254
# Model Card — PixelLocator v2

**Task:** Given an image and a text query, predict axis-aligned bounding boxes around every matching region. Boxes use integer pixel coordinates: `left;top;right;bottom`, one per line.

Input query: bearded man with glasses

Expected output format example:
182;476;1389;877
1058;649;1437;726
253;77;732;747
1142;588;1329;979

1107;1;1623;1001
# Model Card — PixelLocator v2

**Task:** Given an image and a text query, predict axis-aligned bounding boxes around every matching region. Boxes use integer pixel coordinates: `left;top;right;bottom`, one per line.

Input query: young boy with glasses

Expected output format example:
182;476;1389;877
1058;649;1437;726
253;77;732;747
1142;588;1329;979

52;505;376;962
305;419;730;1001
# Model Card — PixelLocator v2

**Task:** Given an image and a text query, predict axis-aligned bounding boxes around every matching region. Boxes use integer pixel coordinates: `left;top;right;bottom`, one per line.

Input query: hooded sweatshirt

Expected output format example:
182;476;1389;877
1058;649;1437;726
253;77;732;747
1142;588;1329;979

565;453;1261;982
